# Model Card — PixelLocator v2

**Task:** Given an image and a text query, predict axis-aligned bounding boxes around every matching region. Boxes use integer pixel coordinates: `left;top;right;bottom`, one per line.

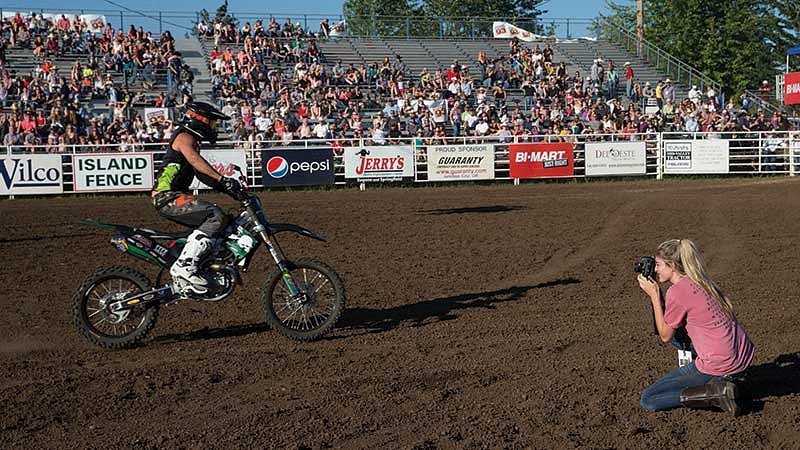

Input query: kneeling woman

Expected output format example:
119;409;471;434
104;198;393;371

637;239;754;415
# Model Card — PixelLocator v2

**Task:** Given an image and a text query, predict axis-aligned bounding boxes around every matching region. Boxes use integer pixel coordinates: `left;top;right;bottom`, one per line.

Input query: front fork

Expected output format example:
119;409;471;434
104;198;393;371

258;230;301;296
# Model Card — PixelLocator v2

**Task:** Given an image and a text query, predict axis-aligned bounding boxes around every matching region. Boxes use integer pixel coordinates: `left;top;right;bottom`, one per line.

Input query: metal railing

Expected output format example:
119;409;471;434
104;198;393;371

0;8;594;40
3;131;799;199
601;23;722;99
599;19;782;114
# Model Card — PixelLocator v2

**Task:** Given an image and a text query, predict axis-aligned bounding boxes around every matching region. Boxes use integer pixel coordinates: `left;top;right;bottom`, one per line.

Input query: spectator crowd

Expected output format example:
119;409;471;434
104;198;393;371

0;12;195;152
0;11;793;153
202;26;795;152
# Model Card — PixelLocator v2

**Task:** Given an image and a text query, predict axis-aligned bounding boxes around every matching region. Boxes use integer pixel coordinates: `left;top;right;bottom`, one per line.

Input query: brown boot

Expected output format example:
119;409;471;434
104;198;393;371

679;381;740;416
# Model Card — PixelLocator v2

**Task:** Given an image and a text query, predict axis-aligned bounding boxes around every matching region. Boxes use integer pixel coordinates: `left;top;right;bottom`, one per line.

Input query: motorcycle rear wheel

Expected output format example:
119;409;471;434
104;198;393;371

261;258;346;341
72;266;158;349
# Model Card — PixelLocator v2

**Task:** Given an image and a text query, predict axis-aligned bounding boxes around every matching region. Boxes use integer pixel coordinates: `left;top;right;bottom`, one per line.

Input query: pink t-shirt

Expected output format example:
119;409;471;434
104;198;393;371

664;277;754;376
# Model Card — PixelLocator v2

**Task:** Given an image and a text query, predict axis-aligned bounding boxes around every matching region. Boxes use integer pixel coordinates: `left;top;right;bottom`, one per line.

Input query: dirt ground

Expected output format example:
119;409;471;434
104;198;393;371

1;178;799;449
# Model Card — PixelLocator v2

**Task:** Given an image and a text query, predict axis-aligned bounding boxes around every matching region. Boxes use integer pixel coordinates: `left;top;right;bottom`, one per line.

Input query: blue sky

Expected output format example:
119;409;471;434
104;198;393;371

6;0;610;36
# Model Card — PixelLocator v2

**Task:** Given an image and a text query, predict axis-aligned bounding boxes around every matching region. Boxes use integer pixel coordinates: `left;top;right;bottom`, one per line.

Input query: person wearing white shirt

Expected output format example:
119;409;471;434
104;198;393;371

255;113;272;132
688;85;701;105
371;126;387;145
475;117;489;135
460;78;473;97
313;121;328;139
685;113;700;132
448;80;460;96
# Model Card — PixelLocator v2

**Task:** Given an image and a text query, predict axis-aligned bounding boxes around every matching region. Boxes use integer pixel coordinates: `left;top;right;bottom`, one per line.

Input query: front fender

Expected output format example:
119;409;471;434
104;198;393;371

267;223;327;242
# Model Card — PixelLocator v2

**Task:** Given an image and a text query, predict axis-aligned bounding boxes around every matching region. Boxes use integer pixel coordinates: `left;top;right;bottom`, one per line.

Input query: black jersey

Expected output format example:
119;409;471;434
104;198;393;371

153;129;197;193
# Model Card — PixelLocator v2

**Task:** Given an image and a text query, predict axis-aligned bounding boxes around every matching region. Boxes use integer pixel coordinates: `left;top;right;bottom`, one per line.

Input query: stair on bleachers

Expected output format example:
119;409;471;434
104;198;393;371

554;39;690;100
175;37;213;103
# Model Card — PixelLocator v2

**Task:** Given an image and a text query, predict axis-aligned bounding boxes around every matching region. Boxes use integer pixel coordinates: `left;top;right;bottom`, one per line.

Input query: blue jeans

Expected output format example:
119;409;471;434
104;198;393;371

640;337;725;411
640;362;724;411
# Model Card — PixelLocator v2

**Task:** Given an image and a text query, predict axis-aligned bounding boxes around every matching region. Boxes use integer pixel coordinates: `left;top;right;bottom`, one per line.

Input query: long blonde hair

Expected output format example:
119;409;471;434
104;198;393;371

656;239;734;320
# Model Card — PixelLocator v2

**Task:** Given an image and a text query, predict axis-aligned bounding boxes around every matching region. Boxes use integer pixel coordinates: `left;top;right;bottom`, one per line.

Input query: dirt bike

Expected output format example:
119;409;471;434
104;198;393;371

72;167;346;349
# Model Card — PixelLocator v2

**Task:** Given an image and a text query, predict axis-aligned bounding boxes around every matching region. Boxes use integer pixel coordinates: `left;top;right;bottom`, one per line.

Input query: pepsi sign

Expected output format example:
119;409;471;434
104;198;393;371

260;148;335;186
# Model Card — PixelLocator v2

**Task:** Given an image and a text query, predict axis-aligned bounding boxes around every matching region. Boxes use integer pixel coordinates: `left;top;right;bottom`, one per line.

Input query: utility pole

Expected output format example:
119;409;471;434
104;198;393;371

636;0;643;58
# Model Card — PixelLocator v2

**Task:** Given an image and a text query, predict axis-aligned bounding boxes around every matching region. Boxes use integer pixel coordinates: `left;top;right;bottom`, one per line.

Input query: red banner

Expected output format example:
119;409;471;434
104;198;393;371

784;72;800;105
509;142;574;178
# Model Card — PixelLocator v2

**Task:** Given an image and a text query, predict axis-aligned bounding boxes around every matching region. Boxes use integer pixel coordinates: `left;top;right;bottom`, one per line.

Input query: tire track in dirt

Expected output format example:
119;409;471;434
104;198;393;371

525;199;638;284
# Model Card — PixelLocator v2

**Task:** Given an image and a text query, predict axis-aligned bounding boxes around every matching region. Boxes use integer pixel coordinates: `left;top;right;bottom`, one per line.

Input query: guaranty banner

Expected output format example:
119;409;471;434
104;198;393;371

427;144;495;181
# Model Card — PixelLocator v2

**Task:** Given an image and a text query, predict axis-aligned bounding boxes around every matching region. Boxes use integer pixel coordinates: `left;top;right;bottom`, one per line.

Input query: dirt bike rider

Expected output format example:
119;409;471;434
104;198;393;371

151;101;245;294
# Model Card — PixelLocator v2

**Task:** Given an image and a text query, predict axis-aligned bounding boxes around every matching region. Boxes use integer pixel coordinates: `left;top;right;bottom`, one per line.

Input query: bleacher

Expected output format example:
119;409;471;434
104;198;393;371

3;38;173;112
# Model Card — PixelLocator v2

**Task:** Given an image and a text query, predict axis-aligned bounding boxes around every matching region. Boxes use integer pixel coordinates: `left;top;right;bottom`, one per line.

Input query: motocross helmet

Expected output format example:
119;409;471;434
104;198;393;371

178;101;230;144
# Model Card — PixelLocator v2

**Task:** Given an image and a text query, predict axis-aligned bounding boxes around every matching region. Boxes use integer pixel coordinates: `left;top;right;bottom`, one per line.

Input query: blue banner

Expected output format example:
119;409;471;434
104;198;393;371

260;148;335;187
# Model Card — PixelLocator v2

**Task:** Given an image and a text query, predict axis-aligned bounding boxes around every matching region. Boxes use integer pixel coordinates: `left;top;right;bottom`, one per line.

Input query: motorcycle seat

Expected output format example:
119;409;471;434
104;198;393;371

134;228;192;240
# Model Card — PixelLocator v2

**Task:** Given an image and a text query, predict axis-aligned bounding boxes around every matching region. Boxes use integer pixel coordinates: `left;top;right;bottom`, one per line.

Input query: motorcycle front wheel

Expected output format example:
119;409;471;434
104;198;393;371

72;266;159;349
261;258;346;341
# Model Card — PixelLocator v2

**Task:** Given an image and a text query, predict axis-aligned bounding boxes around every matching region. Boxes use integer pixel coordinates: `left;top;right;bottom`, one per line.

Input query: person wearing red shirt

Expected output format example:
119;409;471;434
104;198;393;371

20;112;36;133
444;65;459;83
295;101;309;120
209;46;222;62
624;62;634;99
58;15;71;32
638;239;754;415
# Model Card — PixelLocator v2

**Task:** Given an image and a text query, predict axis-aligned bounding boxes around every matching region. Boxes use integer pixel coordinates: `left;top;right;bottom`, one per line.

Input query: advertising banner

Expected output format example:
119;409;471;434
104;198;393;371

190;149;248;190
509;142;574;178
144;107;169;124
73;153;154;192
664;140;729;174
83;15;107;33
783;72;800;105
426;144;495;181
585;141;647;176
492;21;546;42
0;155;63;195
261;148;335;187
344;146;414;182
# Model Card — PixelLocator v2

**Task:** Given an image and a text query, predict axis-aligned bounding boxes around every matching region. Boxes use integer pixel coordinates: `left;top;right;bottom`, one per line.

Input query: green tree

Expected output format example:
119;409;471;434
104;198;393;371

423;0;546;37
589;0;636;38
343;0;546;38
595;0;788;97
342;0;418;37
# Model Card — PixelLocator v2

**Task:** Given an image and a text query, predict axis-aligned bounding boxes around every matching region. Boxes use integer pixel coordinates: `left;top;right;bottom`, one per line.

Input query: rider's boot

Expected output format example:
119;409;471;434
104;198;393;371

680;381;740;416
170;230;212;294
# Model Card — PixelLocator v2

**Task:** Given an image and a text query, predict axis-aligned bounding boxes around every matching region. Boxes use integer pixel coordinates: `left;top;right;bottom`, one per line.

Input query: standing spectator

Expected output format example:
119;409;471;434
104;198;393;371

166;51;182;95
179;64;194;95
654;81;664;111
739;92;753;111
590;59;600;83
319;19;330;39
624;62;634;99
607;62;618;99
450;101;463;137
688;85;701;105
758;80;771;105
662;78;676;105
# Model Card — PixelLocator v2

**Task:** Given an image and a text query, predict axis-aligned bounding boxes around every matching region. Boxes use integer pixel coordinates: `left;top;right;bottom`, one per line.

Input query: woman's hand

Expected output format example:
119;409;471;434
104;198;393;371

637;274;660;300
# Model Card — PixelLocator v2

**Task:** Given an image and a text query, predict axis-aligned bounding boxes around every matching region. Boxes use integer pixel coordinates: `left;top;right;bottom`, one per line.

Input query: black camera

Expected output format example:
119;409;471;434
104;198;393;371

634;256;656;279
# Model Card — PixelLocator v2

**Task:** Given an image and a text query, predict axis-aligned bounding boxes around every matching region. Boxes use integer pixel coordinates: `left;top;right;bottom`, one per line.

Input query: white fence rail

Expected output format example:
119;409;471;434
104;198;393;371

2;132;799;197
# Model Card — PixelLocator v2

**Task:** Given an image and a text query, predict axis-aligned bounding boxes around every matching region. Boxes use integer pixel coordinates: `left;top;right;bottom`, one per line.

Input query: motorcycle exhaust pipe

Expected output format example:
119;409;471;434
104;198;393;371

110;285;174;311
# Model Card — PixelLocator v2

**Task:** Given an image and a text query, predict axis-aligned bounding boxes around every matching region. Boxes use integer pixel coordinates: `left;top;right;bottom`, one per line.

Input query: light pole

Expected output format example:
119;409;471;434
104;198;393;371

636;0;643;58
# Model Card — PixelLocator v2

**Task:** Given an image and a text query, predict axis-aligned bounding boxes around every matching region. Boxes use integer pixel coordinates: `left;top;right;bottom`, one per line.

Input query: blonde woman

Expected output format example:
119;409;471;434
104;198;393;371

637;239;754;415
